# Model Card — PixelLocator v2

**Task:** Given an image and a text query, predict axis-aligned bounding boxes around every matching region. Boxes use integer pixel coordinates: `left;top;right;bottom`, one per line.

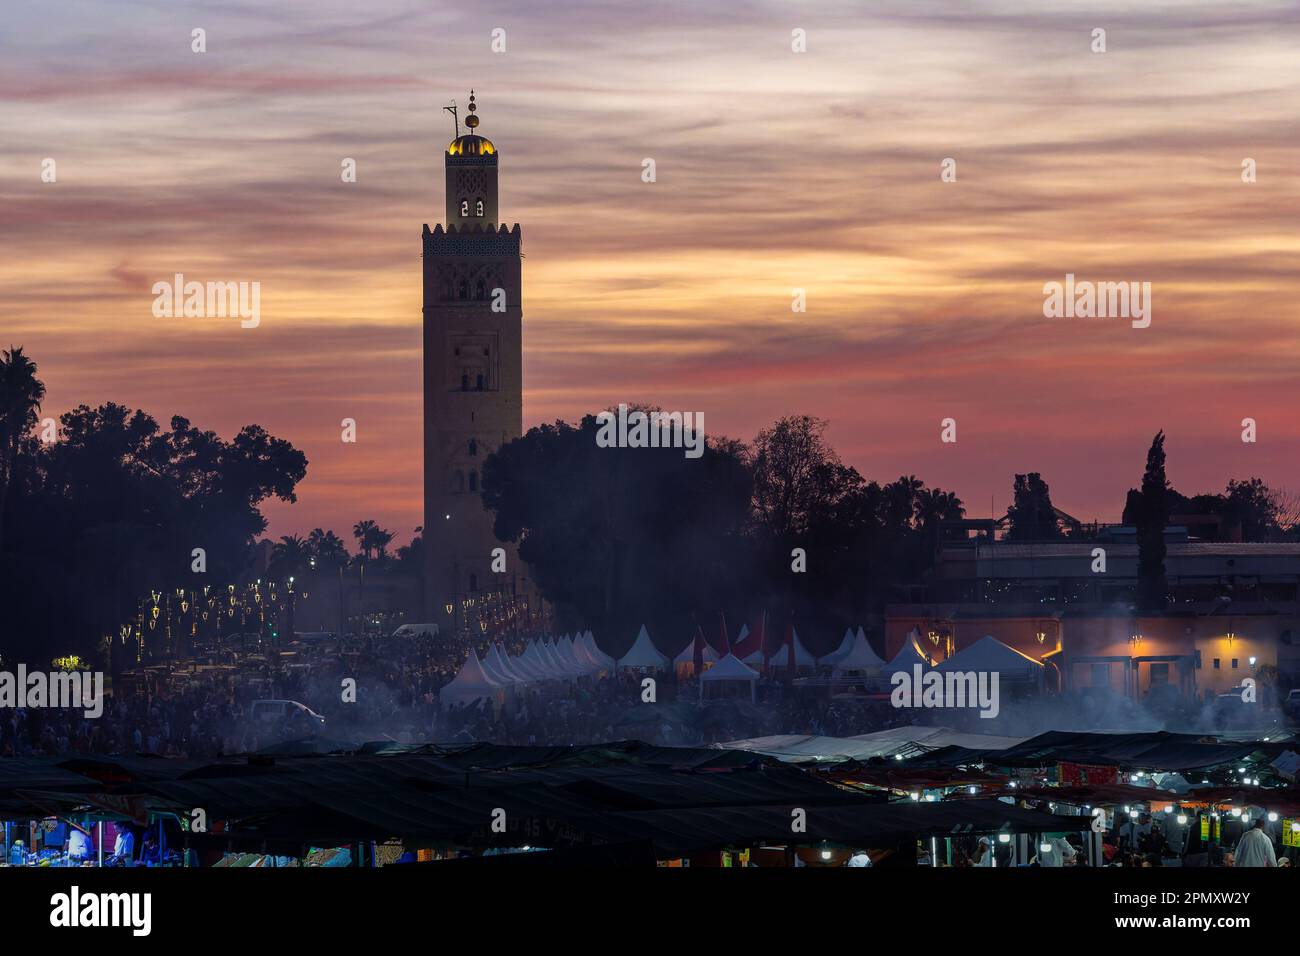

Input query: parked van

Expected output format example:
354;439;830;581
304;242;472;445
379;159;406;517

250;699;326;733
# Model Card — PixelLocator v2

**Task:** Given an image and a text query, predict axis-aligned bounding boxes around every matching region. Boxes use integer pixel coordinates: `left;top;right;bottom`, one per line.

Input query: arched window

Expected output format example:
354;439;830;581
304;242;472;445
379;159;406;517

461;373;470;391
475;199;484;217
475;280;486;300
468;470;478;493
460;199;469;217
476;374;485;391
468;439;477;456
469;573;479;592
458;279;468;300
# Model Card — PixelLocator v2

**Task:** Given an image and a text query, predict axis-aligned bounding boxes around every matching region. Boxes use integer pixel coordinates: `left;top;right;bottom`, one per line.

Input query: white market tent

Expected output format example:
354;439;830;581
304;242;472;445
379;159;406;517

559;635;598;676
520;640;564;680
883;631;934;676
830;633;886;677
571;636;610;674
481;644;523;685
617;625;670;669
543;638;583;677
822;627;857;665
673;638;719;673
934;634;1045;686
508;642;551;682
495;643;540;683
699;653;760;702
439;651;507;709
767;628;819;669
580;631;616;670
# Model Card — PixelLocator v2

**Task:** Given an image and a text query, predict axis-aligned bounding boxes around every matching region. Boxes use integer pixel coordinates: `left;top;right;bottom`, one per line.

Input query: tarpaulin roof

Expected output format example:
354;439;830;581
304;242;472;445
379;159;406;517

908;730;1285;772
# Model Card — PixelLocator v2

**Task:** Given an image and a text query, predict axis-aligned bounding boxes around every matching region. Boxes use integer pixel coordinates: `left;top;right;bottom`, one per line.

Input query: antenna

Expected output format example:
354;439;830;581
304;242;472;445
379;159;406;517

443;100;459;138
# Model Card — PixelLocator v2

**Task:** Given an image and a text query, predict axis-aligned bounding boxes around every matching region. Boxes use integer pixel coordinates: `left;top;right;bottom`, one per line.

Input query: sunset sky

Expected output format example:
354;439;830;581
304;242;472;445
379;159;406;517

4;0;1299;545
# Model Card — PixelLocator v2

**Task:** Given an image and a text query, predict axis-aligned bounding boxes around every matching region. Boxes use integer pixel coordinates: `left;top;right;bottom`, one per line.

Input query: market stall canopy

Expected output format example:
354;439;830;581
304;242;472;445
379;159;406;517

767;628;819;668
831;633;886;676
582;631;616;669
674;639;719;666
720;725;1029;763
884;632;934;674
700;653;760;683
933;635;1045;683
617;625;669;669
822;627;857;665
438;652;506;708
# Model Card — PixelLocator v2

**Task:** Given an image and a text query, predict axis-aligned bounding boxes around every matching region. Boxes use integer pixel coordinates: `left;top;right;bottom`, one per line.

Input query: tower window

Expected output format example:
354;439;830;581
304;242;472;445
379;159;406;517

468;439;477;456
468;471;478;492
458;280;467;300
476;374;484;390
461;374;469;391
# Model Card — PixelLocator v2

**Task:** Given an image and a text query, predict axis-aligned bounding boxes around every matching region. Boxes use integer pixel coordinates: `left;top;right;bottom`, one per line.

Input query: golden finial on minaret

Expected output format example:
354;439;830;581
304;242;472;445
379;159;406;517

465;89;480;130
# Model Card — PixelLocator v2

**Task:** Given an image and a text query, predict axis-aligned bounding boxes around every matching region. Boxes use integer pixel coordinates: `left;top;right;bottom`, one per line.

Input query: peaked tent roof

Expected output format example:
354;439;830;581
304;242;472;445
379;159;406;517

831;633;886;674
933;635;1044;680
522;640;564;680
482;644;523;684
674;638;719;666
617;625;669;668
582;631;616;669
823;628;856;664
884;632;934;673
767;628;819;668
700;653;760;682
439;652;505;706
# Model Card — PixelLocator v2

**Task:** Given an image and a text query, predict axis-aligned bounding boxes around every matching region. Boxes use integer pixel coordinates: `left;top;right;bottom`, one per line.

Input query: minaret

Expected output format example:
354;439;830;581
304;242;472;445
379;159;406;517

422;91;526;630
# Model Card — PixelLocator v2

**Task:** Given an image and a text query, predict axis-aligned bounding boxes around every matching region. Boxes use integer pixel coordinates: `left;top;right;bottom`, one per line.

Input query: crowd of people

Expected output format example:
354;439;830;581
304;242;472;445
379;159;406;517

0;630;914;757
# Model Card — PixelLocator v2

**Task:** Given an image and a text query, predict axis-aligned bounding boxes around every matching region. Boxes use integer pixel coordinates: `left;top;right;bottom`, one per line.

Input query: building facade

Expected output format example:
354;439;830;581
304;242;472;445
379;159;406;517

885;535;1300;701
422;93;529;629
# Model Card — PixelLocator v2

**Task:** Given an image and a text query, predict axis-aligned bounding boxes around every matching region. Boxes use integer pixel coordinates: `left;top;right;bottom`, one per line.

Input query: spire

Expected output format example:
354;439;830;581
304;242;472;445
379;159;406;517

464;89;479;131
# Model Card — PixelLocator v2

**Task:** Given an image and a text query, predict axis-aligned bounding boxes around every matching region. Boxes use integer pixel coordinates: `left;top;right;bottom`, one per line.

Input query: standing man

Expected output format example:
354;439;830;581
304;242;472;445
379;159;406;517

1233;818;1277;867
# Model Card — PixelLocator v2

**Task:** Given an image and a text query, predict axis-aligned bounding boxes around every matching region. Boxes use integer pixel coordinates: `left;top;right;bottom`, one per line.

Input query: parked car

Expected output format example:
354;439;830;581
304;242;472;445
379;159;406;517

1284;688;1300;718
250;699;326;735
390;623;439;638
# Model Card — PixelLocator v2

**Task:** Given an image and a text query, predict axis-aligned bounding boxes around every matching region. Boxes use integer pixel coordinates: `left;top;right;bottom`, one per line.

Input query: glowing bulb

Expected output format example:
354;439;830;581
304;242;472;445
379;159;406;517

1268;812;1278;822
998;834;1010;844
1177;814;1187;825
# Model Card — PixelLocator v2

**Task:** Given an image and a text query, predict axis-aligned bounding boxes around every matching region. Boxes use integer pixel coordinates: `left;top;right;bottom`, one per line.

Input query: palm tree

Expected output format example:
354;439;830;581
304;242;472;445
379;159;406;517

268;534;309;582
307;528;350;635
352;519;379;561
0;346;46;554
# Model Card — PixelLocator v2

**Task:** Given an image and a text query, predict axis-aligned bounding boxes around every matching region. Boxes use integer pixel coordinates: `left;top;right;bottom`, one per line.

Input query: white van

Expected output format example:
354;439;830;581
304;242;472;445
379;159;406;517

250;699;326;731
391;623;439;638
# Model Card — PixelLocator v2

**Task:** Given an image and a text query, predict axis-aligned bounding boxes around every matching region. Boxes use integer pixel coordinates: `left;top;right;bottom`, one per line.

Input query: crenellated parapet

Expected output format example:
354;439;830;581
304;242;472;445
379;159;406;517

423;221;521;257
